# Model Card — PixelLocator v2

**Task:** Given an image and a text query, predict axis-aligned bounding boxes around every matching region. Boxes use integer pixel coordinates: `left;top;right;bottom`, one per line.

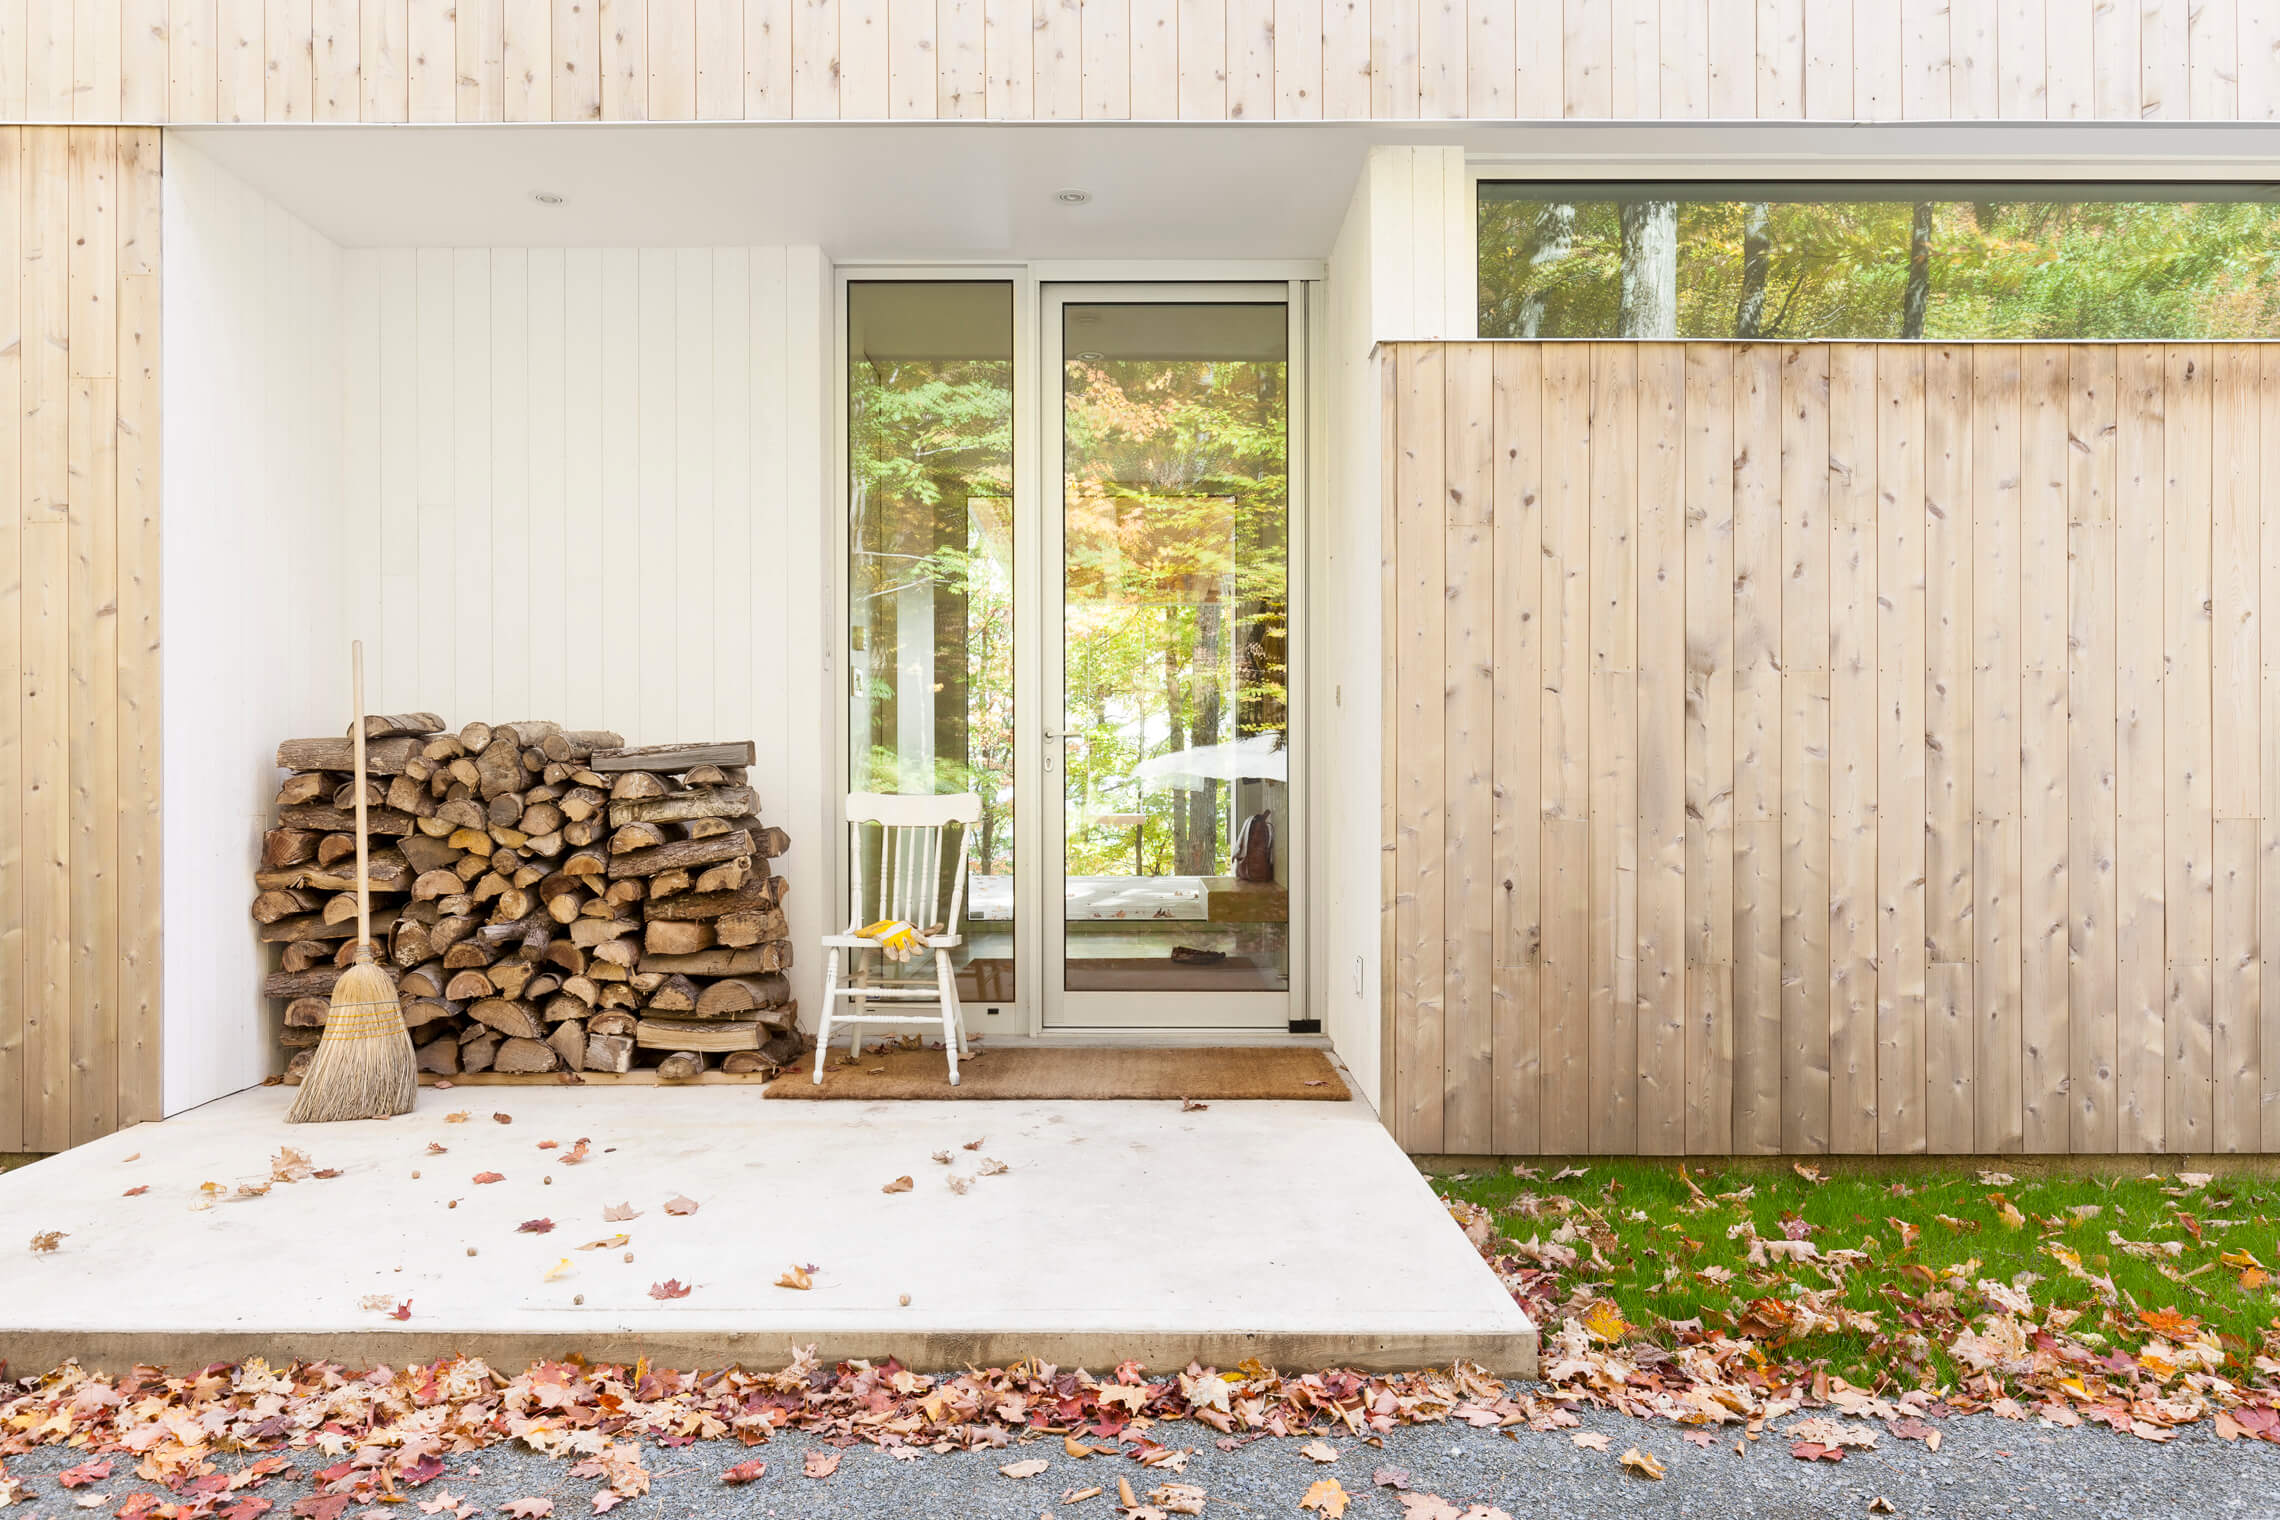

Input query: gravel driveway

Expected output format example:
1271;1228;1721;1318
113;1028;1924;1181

6;1402;2275;1520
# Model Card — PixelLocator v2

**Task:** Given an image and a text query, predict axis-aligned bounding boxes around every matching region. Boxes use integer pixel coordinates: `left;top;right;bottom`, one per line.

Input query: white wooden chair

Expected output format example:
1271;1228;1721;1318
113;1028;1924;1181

814;792;983;1086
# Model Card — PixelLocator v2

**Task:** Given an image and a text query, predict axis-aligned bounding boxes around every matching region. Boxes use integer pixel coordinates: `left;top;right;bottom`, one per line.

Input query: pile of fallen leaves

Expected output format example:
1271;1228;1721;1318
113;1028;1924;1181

0;1353;1572;1516
1439;1159;2280;1453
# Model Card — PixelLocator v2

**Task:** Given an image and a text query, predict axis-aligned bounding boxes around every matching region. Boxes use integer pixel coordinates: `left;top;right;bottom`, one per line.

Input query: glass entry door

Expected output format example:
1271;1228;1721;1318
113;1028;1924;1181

1040;285;1299;1030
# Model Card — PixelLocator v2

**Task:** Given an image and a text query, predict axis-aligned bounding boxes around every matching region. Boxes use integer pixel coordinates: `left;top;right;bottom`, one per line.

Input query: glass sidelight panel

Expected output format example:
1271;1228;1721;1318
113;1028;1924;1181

1058;301;1291;995
847;281;1016;1002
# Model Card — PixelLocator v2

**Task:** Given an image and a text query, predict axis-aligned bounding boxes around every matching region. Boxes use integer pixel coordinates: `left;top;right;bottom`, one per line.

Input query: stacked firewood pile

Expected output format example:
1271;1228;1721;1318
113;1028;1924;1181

255;715;799;1083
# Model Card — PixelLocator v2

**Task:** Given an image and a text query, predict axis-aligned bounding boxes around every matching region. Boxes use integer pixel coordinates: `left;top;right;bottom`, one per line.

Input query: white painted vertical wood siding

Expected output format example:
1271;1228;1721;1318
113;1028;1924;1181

160;140;346;1114
338;241;832;1020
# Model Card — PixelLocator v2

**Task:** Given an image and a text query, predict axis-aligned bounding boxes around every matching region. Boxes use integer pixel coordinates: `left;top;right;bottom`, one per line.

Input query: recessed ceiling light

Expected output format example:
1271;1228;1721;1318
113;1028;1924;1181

1055;188;1093;206
532;190;567;206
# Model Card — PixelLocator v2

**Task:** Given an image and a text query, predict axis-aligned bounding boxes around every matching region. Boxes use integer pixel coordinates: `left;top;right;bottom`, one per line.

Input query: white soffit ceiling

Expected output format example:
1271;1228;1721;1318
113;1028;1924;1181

173;119;2280;260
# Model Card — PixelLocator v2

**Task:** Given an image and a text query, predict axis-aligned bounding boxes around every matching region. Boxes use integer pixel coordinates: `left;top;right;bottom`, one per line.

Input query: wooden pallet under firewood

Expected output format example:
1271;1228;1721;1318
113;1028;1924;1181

257;716;801;1085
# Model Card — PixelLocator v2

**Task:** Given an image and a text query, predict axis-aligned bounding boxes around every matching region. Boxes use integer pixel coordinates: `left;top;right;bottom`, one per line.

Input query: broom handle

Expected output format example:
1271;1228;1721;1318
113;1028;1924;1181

351;640;370;963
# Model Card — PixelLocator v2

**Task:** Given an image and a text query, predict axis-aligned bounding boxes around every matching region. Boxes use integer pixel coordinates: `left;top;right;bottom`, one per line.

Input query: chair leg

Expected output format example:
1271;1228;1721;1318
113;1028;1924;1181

849;957;869;1061
812;948;840;1084
935;950;962;1086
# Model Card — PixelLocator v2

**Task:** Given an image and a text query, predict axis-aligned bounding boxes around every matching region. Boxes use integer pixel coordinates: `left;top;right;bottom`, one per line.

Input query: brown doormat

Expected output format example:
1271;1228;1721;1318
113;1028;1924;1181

764;1044;1349;1101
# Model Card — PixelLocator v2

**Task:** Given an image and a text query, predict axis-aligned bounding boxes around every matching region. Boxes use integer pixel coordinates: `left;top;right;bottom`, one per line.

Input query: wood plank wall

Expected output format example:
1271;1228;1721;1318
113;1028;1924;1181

0;126;162;1152
1384;339;2280;1157
4;0;2271;122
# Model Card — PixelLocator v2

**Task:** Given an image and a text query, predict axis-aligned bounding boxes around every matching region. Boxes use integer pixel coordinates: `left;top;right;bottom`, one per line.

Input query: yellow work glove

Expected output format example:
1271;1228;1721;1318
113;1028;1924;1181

856;919;923;963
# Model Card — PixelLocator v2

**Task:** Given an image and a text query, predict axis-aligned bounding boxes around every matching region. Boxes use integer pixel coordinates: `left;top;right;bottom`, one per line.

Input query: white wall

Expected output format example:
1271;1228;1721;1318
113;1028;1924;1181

338;246;834;1020
1315;145;1472;1111
161;142;348;1114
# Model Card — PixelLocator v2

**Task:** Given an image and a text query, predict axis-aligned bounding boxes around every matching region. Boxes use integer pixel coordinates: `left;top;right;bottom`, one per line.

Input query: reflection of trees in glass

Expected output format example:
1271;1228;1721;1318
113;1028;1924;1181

1480;191;2280;339
1062;356;1288;880
848;346;1016;874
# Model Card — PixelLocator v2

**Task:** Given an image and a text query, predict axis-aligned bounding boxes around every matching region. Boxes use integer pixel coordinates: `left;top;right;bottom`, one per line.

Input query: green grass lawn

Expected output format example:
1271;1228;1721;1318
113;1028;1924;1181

1428;1158;2280;1396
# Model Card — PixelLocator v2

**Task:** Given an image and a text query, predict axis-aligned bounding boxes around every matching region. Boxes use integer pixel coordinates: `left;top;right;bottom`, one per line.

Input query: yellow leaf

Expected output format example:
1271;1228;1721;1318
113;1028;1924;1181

542;1258;570;1281
1582;1299;1630;1344
2222;1248;2268;1271
2244;1267;2270;1291
775;1264;813;1291
1299;1477;1350;1516
1619;1447;1666;1480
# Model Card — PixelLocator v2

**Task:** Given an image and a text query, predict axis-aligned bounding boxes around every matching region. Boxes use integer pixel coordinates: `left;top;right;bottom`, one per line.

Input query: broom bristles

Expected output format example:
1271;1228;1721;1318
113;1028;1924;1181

286;957;417;1123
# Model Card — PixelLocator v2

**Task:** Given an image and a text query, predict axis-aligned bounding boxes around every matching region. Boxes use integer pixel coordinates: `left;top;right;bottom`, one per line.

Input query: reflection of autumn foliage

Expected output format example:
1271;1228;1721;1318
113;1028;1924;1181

1061;357;1287;878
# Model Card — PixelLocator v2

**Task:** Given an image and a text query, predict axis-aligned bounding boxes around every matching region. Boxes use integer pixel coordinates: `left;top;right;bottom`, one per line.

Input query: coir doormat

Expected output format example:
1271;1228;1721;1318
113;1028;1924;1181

765;1044;1349;1101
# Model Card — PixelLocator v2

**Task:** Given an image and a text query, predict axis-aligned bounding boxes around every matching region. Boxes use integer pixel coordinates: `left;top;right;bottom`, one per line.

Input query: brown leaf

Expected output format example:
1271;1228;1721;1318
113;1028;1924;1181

1372;1466;1410;1490
1570;1432;1610;1452
663;1194;700;1215
1060;1488;1103;1505
1150;1483;1206;1515
602;1203;640;1221
560;1139;591;1165
499;1502;553;1518
963;1137;984;1150
122;1185;148;1197
1299;1478;1350;1517
648;1279;692;1300
59;1461;112;1489
577;1235;630;1251
803;1451;840;1480
1299;1439;1338;1463
517;1218;556;1234
1618;1448;1665;1480
589;1493;622;1515
445;1110;470;1123
472;1172;505;1185
30;1229;66;1253
1393;1498;1463;1520
998;1459;1049;1480
1791;1442;1844;1463
492;1112;514;1124
882;1176;914;1194
720;1460;766;1485
427;1142;449;1155
776;1264;813;1290
1181;1098;1208;1111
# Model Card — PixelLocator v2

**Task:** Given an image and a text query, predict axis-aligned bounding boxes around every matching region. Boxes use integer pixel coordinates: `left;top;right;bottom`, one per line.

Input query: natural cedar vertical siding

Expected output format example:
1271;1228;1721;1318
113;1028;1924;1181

0;0;2271;121
0;126;162;1151
1385;340;2280;1157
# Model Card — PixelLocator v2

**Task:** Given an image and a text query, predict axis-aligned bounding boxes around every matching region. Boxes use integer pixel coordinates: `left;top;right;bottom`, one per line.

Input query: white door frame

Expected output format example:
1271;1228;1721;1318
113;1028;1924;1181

1037;280;1308;1033
831;262;1314;1041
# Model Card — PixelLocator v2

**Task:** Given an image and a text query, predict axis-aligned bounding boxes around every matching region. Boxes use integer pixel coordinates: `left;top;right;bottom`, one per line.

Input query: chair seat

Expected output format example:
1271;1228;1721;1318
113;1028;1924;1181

822;932;963;951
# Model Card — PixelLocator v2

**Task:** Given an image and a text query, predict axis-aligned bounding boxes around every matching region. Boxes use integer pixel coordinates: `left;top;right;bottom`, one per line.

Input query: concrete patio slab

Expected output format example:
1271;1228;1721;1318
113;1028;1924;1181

0;1085;1536;1376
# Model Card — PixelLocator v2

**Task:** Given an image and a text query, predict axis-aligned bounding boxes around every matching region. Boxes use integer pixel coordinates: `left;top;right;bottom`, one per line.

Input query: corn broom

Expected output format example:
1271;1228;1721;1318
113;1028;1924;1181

287;641;417;1123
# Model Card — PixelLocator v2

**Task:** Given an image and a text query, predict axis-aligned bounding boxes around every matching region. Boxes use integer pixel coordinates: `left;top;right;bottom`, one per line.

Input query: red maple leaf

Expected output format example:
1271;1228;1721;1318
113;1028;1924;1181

390;1300;413;1320
720;1461;766;1485
517;1218;556;1234
648;1279;692;1300
472;1172;505;1185
590;1494;623;1515
222;1499;275;1520
59;1460;112;1488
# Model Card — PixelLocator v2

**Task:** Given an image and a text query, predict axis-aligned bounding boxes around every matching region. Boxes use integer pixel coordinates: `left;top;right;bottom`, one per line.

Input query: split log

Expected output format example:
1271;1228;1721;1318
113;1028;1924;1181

637;947;781;978
715;908;789;946
460;1031;500;1073
647;869;692;899
468;997;545;1040
681;818;737;841
644;920;714;956
545;1020;586;1070
275;735;421;774
592;938;640;969
358;711;446;739
416;1034;461;1075
637;1019;760;1053
684;764;729;786
693;975;792;1018
493;1036;560;1074
331;778;385;810
278;802;416;836
587;1010;638;1038
608;771;670;802
721;1050;775;1075
281;941;334;972
283;995;332;1028
562;729;624;758
491;961;537;999
543;991;593;1023
262;828;321;869
255;854;414;893
591;740;756;772
608;821;670;854
692;860;749;893
263;967;351;999
583;1033;635;1073
645;974;700;1013
607;786;757;828
655;1050;708;1081
444;969;497;1002
460;721;493;752
570;917;640;949
559;787;607;822
277;773;333;806
284;1050;315;1082
251;888;323;924
398;834;465;874
639;878;780;921
401;998;457;1031
545;941;587;975
493;720;563;747
316;833;361;868
400;962;448;999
